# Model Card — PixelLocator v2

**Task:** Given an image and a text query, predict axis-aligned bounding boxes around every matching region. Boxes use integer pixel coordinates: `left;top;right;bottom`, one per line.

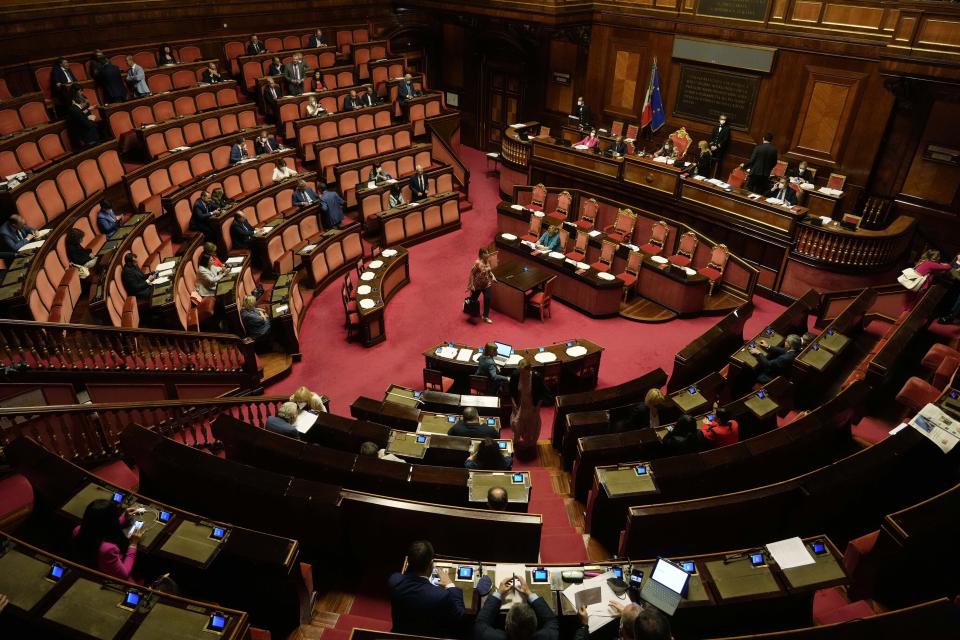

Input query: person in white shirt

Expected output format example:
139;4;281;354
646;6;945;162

360;441;404;463
305;96;325;117
290;386;328;413
195;253;224;297
272;160;297;182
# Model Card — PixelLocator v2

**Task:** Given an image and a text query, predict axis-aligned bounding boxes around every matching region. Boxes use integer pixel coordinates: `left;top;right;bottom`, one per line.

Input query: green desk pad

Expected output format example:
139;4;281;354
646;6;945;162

468;472;529;503
43;577;133;640
600;467;657;497
0;549;57;611
761;331;785;349
683;569;710;604
62;484;116;519
134;509;168;549
744;394;779;418
818;332;849;353
418;414;454;434
781;550;846;590
797;345;834;371
159;520;221;565
705;558;780;600
672;389;708;413
481;567;557;612
131;602;211;640
731;347;759;368
437;561;480;610
385;385;420;408
387;432;427;458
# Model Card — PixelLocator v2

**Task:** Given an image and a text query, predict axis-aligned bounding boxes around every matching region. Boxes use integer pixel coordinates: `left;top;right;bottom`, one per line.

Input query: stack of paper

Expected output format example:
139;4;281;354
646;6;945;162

765;537;815;569
157;260;177;271
229;266;242;274
226;256;244;265
435;346;458;359
152;276;170;285
561;571;629;633
17;240;44;252
492;564;526;610
910;403;960;453
294;410;320;434
456;348;474;362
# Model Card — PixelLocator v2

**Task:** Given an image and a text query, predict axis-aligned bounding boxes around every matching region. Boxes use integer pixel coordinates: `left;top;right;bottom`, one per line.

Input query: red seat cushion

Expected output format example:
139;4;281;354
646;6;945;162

348;312;360;324
639;243;662;255
844;530;879;575
527;203;543;211
616;272;636;286
528;292;547;305
346;300;358;312
590;262;609;272
565;250;585;261
668;254;691;267
606;232;624;242
896;377;940;412
933;355;960;389
698;266;721;281
851;417;891;445
813;592;876;626
575;220;593;230
548;210;567;221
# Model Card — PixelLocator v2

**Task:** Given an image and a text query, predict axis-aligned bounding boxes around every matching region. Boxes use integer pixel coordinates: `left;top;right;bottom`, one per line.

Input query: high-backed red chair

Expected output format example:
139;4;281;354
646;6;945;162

590;240;617;272
697;244;729;295
556;227;570;254
603;208;637;243
527;276;557;321
610;120;624;137
727;167;747;189
576;198;598;231
424;368;455;393
522;215;543;243
668;232;699;267
639;220;668;256
668;128;693;159
772;160;788;178
549;190;572;221
625;124;639;141
827;173;847;191
528;183;547;211
566;232;588;262
615;250;642;299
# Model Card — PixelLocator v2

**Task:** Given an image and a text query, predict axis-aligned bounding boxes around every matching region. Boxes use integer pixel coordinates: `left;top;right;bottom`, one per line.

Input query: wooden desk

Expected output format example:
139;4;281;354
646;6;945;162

531;138;623;179
356;247;410;346
622;154;685;197
490;262;552;322
638;255;709;315
680;177;807;235
500;121;540;169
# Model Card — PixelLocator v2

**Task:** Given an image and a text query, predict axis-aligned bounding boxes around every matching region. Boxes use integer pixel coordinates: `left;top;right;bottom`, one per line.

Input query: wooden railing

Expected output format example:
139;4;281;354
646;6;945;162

428;115;470;199
792;215;915;269
0;395;286;467
0;319;261;387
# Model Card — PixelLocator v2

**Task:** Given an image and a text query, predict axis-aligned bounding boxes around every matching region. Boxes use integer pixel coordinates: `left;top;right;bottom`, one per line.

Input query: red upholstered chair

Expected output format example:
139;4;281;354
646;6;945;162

566;232;588;262
590;240;617;272
895;377;941;413
933;355;960;389
771;160;788;178
727;167;747;189
625;124;639;141
528;183;547;211
469;375;493;395
576;197;598;231
668;232;699;267
669;128;693;159
522;215;543;243
922;344;960;372
526;276;557;321
615;250;642;299
556;228;570;254
639;220;669;256
549;190;572;221
610;120;624;137
343;288;361;341
812;589;877;626
423;368;455;393
603;208;637;243
827;173;847;191
697;244;729;295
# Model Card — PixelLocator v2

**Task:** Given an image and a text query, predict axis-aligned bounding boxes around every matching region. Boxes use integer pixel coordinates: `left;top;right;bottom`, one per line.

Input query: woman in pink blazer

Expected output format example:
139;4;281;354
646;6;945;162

72;499;142;582
576;129;599;148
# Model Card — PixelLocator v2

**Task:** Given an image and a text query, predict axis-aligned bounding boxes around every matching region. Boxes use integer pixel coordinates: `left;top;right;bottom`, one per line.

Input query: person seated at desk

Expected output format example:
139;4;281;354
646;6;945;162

125;56;149;97
388;540;466;637
654;139;676;159
573;96;591;127
536;225;563;252
72;499;142;582
344;89;362;111
358;85;378;107
449;406;498;439
121;252;156;302
255;130;281;154
241;295;274;350
474;574;558;640
305;95;325;117
157;44;178;66
247;34;265;56
293;179;320;207
66;228;97;275
700;406;739;448
487;486;508;511
750;333;801;384
904;250;954;311
661;414;705;456
0;214;37;254
398;74;419;101
320;182;346;229
202;62;224;84
360;440;405;463
573;600;642;640
610;134;628;157
369;162;393;183
97;199;123;237
273;160;297;182
309;70;326;93
66;87;100;147
195;253;224;298
266;402;301;439
765;176;797;206
203;242;225;270
229;137;249;164
190;191;218;241
466;437;513;470
476;342;510;389
230;212;256;249
308;28;326;48
210;187;232;210
267;56;284;77
790;160;814;184
694;140;713;177
576;129;599;149
612;388;666;432
410;164;429;200
51;58;77;110
388;183;406;208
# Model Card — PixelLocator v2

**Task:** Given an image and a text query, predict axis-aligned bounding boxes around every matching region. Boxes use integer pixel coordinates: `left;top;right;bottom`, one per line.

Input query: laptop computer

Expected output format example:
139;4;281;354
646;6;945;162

639;558;689;615
493;342;513;366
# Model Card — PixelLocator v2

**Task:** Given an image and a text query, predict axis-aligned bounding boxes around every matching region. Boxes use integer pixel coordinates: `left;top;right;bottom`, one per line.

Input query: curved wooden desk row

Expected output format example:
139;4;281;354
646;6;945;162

584;381;869;551
135;103;258;160
353;246;410;346
268;271;308;354
119;423;543;564
293;103;394;161
378;190;462;248
351;391;505;433
6;436;304;636
618;426;957;560
212;414;528;510
569;376;796;500
424;338;604;394
424;540;846;638
100;80;240;139
315;122;414;183
0;532;251;640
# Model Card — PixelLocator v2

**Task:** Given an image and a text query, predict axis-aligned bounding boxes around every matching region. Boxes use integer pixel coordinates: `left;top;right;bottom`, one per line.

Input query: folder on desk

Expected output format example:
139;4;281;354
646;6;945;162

456;348;474;362
294;410;319;433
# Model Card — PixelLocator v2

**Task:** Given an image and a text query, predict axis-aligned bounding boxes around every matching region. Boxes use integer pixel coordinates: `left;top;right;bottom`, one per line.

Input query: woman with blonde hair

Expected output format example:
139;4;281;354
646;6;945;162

510;358;541;454
695;140;713;177
613;388;665;432
290;386;327;413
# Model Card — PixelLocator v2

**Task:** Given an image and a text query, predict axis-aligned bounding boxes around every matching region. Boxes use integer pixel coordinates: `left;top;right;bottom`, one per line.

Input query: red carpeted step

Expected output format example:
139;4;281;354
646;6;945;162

348;592;393;621
320;629;351;640
852;416;894;445
95;460;139;490
529;500;571;526
333;614;392;632
812;587;876;625
540;532;588;563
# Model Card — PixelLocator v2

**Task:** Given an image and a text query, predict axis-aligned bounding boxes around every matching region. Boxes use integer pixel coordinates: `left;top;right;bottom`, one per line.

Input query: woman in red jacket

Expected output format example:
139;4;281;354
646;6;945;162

700;406;739;448
72;499;142;582
905;250;952;311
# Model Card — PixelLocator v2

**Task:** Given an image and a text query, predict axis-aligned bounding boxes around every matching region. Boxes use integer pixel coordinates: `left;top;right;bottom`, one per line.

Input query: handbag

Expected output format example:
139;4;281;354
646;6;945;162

463;296;480;317
897;267;927;292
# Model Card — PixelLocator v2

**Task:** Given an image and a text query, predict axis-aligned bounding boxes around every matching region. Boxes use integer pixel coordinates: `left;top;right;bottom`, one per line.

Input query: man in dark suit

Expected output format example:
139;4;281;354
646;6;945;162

358;85;377;107
190;191;218;241
229;138;249;164
610;135;628;157
292;180;320;207
94;56;127;103
398;74;417;101
474;574;558;640
230;212;256;249
120;252;155;301
202;62;224;84
51;58;77;111
66;91;100;147
750;333;801;383
388;540;465;638
409;164;428;200
283;54;309;96
765;176;797;206
262;77;280;120
267;56;285;77
320;183;345;228
740;132;778;193
790;160;814;183
708;114;732;173
247;35;265;56
573;96;591;128
344;89;362;111
308;29;325;49
254;132;280;155
449;407;498;439
0;215;37;254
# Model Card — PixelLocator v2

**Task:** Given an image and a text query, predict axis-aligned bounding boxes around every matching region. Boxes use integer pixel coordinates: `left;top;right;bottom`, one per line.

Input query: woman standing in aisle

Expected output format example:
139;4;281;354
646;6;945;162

465;248;496;324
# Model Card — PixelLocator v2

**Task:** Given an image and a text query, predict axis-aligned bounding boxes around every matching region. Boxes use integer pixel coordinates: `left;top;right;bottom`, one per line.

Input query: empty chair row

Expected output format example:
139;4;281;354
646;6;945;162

317;124;413;182
303;225;365;289
249;199;325;275
352;41;389;81
403;93;445;136
381;193;461;247
0;121;72;176
292;103;393;155
359;167;454;227
336;145;433;207
369;58;405;89
104;81;239;141
12;142;124;229
0;92;49;135
142;104;257;160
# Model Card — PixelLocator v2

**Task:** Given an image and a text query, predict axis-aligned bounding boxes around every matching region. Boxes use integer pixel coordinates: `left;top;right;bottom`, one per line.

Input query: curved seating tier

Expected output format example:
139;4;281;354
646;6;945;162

140;103;257;160
400;92;446;136
0;91;48;135
351;40;389;81
284;100;391;143
302;224;365;289
0;120;72;176
379;191;461;247
316;123;413;182
335;143;433;206
238;46;339;91
224;24;371;75
359;165;454;226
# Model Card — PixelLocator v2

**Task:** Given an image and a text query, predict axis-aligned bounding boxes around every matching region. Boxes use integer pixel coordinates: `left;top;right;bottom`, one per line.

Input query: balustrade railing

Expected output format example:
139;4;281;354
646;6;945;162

792;216;915;269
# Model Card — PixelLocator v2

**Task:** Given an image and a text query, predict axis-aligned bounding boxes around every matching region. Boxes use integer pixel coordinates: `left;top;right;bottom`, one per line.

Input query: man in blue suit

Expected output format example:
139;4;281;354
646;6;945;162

292;180;320;207
190;191;218;241
0;214;37;254
229;138;249;165
750;333;802;383
97;199;123;237
388;540;465;638
320;183;345;229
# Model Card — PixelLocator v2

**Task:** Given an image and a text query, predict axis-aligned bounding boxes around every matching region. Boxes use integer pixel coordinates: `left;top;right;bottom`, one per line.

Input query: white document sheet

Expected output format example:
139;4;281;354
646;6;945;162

561;571;629;633
765;537;815;569
456;348;474;362
435;346;458;359
226;256;244;265
151;276;170;286
493;564;526;610
294;410;320;433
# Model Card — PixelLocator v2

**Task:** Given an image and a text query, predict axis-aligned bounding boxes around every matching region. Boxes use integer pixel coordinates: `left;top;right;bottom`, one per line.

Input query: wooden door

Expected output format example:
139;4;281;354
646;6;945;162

482;63;523;151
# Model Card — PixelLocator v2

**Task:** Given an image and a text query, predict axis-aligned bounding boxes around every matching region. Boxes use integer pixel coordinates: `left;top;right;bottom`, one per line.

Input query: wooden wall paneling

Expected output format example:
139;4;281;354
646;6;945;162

546;39;578;114
441;23;465;88
603;38;646;119
821;4;885;31
790;1;824;23
789;66;866;166
900;100;960;207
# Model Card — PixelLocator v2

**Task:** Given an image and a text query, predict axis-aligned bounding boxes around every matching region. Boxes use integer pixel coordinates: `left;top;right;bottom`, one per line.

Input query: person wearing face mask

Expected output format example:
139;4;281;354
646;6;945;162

576;129;599;149
572;96;591;128
765;176;797;206
708;113;731;175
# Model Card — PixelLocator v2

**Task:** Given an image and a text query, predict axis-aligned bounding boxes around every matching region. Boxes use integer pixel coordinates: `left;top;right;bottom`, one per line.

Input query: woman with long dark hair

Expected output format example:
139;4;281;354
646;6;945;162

72;499;141;581
465;438;512;470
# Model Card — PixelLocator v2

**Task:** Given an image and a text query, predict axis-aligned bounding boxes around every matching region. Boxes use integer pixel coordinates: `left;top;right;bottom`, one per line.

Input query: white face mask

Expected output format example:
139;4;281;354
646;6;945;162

719;119;726;125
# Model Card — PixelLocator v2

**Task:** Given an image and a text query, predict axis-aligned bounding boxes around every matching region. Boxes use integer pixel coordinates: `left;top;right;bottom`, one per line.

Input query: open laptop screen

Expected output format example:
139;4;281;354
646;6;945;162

651;559;688;594
494;342;513;358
